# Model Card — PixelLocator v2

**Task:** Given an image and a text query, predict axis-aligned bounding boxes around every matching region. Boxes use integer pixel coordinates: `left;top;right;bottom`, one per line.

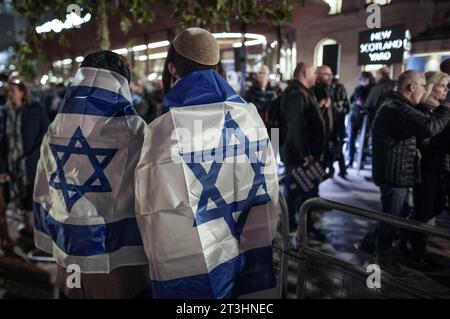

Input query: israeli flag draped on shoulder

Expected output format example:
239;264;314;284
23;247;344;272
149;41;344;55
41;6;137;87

135;69;279;298
33;66;148;273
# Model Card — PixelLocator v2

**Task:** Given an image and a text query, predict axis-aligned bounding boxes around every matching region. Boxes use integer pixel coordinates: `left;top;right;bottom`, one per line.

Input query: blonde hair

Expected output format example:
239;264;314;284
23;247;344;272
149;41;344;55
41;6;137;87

423;71;450;101
377;67;390;78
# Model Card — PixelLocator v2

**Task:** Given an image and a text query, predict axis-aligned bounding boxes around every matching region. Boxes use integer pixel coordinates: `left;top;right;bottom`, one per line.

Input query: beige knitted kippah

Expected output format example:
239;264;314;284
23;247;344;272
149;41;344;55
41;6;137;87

172;27;220;66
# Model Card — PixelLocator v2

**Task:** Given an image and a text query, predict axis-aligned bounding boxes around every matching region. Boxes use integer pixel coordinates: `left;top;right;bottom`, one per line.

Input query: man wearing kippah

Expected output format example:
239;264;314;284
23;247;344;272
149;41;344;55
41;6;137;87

135;28;279;299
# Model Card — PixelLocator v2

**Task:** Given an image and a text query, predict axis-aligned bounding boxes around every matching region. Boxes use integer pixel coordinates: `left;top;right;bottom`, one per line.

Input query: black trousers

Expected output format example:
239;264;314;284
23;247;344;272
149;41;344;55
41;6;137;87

336;113;347;175
348;116;362;164
411;169;448;259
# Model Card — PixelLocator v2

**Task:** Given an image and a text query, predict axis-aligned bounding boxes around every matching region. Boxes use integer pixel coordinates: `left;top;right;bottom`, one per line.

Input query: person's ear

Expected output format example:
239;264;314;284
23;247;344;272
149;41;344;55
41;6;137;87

168;62;179;79
408;83;416;92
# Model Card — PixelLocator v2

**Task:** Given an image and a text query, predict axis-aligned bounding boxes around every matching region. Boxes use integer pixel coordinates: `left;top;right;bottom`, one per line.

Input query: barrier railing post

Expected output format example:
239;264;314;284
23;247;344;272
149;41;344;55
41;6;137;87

296;200;309;299
277;192;290;298
295;197;450;298
356;113;368;174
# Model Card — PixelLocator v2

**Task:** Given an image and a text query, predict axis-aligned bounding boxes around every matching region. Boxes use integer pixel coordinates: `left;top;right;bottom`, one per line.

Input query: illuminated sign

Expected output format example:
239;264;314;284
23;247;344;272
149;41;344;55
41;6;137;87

358;24;410;65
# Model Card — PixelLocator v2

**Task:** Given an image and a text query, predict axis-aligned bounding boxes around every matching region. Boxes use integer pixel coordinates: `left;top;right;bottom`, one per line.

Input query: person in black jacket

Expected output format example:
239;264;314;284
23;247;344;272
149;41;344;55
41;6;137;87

245;65;280;124
411;71;450;269
280;62;325;228
372;70;450;270
331;77;350;178
314;68;334;177
363;68;396;166
0;79;49;236
0;101;12;255
315;65;349;179
348;72;374;167
363;67;395;125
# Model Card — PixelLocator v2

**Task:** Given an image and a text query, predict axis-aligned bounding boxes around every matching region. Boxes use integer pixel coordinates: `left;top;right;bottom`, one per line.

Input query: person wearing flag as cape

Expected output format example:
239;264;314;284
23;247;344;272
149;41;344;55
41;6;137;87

33;51;150;298
135;28;279;299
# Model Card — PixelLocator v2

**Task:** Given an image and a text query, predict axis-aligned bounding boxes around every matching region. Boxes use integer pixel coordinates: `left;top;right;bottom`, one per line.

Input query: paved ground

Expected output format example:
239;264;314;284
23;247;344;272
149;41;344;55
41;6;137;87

283;165;450;299
2;164;450;298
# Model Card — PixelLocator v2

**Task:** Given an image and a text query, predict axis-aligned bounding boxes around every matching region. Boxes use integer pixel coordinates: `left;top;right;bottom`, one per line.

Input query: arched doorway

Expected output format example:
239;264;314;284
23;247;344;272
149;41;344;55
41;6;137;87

314;37;341;76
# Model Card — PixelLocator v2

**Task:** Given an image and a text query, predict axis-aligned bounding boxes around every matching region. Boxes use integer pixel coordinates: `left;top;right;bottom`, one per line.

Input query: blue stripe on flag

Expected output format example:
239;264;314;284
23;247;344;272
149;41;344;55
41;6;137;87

33;202;143;256
162;70;246;113
59;85;137;117
150;246;276;298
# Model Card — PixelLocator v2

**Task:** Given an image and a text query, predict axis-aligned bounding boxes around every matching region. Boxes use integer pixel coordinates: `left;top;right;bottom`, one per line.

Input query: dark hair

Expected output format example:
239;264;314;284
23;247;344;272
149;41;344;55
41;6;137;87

162;44;225;95
360;71;375;85
81;50;131;83
8;78;31;104
441;58;450;75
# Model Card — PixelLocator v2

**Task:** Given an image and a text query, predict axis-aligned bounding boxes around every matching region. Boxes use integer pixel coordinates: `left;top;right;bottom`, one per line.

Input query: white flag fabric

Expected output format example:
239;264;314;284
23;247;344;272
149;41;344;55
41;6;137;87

33;66;148;273
135;70;279;298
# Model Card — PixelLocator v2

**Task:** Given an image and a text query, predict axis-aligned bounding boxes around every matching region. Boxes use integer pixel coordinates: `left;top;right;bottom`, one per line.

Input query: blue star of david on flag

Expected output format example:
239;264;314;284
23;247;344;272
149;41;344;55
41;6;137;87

49;127;117;211
181;112;271;240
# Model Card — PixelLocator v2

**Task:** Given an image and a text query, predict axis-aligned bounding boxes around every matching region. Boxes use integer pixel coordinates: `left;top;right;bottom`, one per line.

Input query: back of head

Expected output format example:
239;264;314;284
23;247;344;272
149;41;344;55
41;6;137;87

81;50;131;83
360;71;375;85
397;70;422;92
163;27;223;94
376;67;390;81
172;27;220;67
293;62;312;80
293;62;306;80
440;58;450;75
293;62;316;88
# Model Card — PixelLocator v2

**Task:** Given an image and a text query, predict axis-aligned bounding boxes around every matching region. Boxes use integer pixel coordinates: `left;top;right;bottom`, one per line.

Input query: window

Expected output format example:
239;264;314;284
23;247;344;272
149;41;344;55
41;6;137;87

366;0;392;5
323;0;342;15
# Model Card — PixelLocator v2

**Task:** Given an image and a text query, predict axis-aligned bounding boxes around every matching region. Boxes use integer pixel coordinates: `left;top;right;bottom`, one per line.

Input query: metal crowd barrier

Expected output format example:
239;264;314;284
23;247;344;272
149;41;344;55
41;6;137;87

296;197;450;299
276;192;290;299
356;113;369;174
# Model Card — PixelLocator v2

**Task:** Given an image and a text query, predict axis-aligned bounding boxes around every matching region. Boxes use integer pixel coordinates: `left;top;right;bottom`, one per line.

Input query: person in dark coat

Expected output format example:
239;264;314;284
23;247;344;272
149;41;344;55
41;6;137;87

363;67;396;125
312;83;336;180
372;70;450;271
331;77;350;176
315;65;349;179
279;62;325;228
411;71;450;269
348;72;374;167
0;100;12;255
0;79;49;235
245;65;280;124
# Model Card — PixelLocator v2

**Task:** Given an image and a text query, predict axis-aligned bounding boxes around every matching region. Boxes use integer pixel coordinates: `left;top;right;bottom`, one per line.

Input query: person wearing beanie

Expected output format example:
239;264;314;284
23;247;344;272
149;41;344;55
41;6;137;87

33;50;150;298
135;28;279;299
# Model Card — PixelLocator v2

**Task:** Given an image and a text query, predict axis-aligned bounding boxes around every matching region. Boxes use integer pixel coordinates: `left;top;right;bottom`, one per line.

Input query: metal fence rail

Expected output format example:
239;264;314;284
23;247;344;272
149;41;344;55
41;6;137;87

276;192;290;298
295;197;450;299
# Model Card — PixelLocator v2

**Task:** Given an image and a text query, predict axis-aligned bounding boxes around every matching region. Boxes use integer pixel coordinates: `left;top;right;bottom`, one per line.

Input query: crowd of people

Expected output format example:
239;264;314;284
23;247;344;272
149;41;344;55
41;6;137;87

0;26;450;297
241;60;450;273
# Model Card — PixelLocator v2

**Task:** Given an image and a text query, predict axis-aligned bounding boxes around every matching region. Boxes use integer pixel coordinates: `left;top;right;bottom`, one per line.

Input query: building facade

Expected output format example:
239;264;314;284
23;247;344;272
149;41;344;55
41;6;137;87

296;0;450;92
